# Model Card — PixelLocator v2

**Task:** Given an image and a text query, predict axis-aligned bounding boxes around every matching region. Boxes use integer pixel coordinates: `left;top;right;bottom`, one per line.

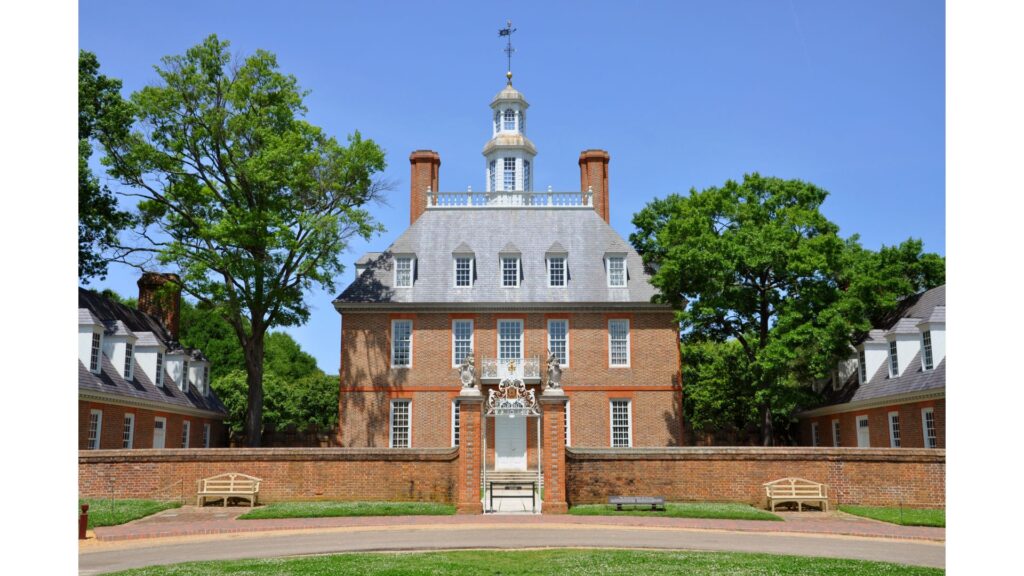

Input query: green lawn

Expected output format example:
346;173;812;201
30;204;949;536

839;506;945;527
79;499;181;529
238;500;456;519
105;549;942;575
569;502;783;521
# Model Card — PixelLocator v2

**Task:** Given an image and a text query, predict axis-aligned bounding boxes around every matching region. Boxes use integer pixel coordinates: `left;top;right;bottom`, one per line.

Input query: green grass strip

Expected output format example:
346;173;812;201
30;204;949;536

238;500;456;519
79;499;181;529
105;548;942;575
839;505;945;527
569;502;782;521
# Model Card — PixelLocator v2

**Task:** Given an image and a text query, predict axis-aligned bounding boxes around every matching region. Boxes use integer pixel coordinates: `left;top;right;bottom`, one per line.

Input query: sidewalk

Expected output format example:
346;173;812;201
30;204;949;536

90;505;945;543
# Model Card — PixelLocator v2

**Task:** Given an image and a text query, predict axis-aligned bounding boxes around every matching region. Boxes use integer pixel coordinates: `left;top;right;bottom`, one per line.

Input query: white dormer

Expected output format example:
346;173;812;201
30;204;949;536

78;309;104;374
885;318;923;378
857;330;889;385
188;359;210;396
917;306;946;371
604;252;627;288
164;350;189;392
546;241;568;288
393;254;415;288
101;321;138;381
133;332;167;388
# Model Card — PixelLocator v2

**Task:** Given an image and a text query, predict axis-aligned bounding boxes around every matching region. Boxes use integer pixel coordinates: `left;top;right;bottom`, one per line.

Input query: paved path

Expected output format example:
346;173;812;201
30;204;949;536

79;507;945;574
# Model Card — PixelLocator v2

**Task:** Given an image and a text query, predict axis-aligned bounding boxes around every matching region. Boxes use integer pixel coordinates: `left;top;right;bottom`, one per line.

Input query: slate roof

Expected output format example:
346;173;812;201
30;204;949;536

78;288;226;416
806;285;946;412
334;208;665;307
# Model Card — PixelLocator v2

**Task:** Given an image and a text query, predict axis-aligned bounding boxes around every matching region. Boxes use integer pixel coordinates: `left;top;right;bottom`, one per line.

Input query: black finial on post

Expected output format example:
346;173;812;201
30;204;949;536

498;19;517;84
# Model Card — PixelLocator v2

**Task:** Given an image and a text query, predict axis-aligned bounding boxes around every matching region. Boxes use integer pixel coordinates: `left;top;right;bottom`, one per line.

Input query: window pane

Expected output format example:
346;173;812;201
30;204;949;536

155;352;164;386
548;257;565;287
609;319;629;365
548;320;568;365
608;257;625;287
889;341;899;376
502;257;518;287
88;411;102;450
832;420;841;447
391;400;410;448
503;157;516;190
455;257;472;287
203;423;211;448
452;400;461;447
498;320;522;361
811;423;820;446
90;333;101;372
392;321;412;367
396;257;412;287
503;109;515;131
122;415;134;449
922;331;934;370
889;413;901;447
124;343;134;379
182;421;190;448
858;349;867;382
611;400;630;447
923;409;937;448
453;320;473;366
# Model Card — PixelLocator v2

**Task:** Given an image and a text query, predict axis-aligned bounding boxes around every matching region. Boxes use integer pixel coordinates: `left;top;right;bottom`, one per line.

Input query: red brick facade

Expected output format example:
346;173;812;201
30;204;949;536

337;310;683;452
798;399;945;449
79;401;226;450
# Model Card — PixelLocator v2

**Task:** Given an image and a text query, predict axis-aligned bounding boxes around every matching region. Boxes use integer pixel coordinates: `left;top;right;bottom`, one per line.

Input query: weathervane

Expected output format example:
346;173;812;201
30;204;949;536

498;19;516;84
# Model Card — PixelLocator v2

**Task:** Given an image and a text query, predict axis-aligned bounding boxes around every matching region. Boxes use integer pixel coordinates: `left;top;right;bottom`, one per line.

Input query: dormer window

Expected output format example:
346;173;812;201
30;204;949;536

181;360;190;391
606;256;626;287
888;341;899;378
503;108;515;131
89;332;102;374
395;256;414;288
858;349;867;383
203;365;210;395
922;331;934;370
124;343;134;381
155;351;165;387
502;256;520;287
548;256;566;287
454;256;473;287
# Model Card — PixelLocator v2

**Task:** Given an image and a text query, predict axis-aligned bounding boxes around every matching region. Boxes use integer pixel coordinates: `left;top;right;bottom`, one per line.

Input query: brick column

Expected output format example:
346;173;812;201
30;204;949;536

579;149;610;224
539;393;569;514
456;394;484;514
409;150;440;224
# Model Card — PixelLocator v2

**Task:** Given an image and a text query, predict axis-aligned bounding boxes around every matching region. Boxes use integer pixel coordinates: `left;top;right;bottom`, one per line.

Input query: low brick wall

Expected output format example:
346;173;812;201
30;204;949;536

566;447;945;508
79;448;458;504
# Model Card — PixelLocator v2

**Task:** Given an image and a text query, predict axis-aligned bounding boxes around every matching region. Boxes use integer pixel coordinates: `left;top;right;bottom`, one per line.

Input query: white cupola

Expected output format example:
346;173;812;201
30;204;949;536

483;74;537;192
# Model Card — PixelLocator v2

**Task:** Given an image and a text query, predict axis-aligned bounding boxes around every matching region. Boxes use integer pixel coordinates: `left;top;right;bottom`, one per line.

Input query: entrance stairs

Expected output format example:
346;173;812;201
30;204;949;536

483;470;543;487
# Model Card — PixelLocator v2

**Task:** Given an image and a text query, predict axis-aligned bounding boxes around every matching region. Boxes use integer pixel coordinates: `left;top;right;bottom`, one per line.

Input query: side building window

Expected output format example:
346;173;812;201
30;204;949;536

203;422;211;448
888;411;901;447
181;420;191;448
608;319;630;367
122;413;135;449
811;422;820;447
391;320;412;368
90;333;102;373
888;341;899;377
922;408;937;448
124;343;134;380
832;419;841;447
922;331;934;370
610;399;632;447
88;409;103;450
155;351;165;387
858;349;867;383
390;399;411;448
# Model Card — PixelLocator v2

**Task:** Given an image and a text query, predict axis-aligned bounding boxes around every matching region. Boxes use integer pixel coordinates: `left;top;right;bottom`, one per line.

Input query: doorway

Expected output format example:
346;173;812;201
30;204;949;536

494;414;527;470
153;417;166;448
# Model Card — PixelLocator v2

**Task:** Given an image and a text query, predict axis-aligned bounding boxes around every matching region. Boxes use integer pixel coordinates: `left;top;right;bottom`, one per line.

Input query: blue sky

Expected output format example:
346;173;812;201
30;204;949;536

79;0;945;374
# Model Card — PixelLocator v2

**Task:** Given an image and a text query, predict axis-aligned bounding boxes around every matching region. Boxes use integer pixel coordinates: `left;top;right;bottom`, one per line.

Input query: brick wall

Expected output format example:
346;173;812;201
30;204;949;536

567;447;945;508
339;310;682;449
79;448;458;503
799;399;945;448
79;401;226;450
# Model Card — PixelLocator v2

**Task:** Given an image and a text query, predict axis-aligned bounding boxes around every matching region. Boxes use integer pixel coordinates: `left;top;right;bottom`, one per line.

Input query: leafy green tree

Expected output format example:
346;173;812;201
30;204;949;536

79;50;133;283
212;370;338;434
99;35;386;446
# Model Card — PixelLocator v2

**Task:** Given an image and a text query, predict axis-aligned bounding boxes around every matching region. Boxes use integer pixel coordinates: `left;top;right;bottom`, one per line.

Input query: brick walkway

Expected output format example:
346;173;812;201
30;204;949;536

91;506;945;542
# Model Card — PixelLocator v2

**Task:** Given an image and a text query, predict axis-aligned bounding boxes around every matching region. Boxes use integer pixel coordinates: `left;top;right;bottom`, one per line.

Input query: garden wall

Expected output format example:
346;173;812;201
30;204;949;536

566;447;945;508
79;448;458;504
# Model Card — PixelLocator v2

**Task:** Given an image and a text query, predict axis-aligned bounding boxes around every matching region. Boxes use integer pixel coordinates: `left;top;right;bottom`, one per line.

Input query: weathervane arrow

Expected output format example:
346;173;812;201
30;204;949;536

498;19;516;84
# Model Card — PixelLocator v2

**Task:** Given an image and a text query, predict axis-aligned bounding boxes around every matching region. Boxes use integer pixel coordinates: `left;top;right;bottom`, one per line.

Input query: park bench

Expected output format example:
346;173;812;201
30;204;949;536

763;477;829;512
609;496;665;511
196;473;262;507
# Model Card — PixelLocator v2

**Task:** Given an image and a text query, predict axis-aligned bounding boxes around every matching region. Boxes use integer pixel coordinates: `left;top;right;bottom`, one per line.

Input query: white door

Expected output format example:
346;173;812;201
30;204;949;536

495;415;527;470
856;416;870;447
153;417;166;449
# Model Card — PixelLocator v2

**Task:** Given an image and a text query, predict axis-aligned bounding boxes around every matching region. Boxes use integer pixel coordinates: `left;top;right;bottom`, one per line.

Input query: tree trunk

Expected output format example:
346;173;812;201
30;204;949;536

760;401;774;447
243;335;265;447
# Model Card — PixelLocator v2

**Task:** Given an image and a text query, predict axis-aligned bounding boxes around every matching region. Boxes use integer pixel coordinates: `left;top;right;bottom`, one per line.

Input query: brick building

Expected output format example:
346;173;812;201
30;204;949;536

798;285;945;449
333;75;683;477
78;274;228;449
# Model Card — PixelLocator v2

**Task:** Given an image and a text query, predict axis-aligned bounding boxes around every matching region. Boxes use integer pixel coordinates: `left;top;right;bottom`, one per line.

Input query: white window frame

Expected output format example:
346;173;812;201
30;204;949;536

610;399;632;448
503;157;516;190
811;422;820;447
90;332;102;374
497;319;524;362
453;256;474;288
608;319;631;367
155;351;165;387
832;419;841;447
124;342;134;381
203;422;211;448
547;256;567;287
921;330;934;371
565;400;571;446
181;420;191;448
489;160;496;191
88;409;103;450
606;256;627;288
394;256;414;288
888;411;901;448
153;416;167;449
856;415;870;448
122;413;135;449
501;256;520;287
390;319;413;368
452;319;474;367
390;399;412;448
547;319;569;367
451;399;461;447
922;408;937;448
203;365;210;396
858;348;867;383
503;109;516;132
181;360;190;391
888;340;899;378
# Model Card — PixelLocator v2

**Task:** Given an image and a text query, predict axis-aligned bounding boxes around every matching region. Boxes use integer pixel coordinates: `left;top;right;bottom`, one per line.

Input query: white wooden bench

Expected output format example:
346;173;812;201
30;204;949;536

763;477;829;512
196;473;262;507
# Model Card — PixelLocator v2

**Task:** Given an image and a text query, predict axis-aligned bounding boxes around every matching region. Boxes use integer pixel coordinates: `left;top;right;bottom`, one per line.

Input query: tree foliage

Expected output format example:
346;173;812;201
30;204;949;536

632;173;945;444
97;35;386;445
79;50;133;283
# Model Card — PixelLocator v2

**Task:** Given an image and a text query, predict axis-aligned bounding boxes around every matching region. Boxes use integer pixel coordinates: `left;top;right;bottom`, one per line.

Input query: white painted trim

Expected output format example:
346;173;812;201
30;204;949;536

451;319;474;367
389;399;412;448
394;256;415;288
546;256;567;288
887;411;900;448
153;417;167;449
453;256;474;288
390;319;413;368
500;256;521;288
88;409;103;450
605;255;627;288
122;413;135;449
181;420;191;448
856;415;870;448
90;333;103;374
610;399;632;448
831;419;841;447
547;318;570;368
608;319;631;368
921;407;937;448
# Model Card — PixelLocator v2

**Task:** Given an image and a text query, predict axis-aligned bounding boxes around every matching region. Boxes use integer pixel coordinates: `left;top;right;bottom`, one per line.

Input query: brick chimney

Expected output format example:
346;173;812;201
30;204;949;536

409;150;440;224
137;272;181;340
579;149;610;223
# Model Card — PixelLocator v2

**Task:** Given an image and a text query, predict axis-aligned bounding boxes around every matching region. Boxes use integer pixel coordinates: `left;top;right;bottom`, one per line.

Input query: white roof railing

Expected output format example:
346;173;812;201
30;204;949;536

427;186;594;209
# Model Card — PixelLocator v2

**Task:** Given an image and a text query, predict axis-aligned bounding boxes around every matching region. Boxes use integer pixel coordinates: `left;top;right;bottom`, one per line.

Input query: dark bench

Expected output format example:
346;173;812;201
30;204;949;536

609;496;665;511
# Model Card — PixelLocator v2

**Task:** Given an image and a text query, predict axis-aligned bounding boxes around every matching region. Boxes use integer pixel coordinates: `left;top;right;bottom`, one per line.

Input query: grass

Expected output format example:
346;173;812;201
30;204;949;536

79;499;181;529
104;548;942;575
238;500;456;519
569;502;783;521
839;506;945;527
